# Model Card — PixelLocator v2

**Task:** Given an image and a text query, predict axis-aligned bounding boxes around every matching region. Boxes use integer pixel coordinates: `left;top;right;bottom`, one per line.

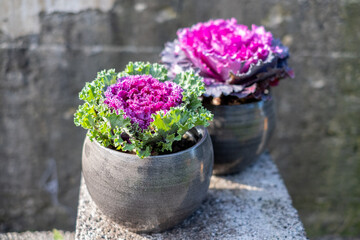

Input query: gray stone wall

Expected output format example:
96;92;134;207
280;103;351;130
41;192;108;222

0;0;359;238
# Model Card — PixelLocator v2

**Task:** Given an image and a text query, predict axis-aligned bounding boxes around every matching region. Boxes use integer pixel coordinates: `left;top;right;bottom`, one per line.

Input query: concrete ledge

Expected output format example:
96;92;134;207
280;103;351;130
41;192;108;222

75;153;307;240
0;231;74;240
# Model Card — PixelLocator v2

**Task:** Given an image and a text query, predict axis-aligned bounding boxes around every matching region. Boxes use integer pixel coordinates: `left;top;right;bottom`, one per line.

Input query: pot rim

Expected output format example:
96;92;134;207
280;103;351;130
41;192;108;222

89;126;209;160
204;97;273;110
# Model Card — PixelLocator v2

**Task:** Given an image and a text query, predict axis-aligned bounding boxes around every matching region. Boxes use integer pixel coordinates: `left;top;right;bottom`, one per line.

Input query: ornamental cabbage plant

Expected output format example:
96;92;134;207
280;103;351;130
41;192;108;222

161;18;294;101
74;62;213;158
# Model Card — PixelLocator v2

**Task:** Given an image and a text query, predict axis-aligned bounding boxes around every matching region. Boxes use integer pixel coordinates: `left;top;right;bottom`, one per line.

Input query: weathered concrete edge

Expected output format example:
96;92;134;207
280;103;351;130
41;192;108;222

0;231;74;240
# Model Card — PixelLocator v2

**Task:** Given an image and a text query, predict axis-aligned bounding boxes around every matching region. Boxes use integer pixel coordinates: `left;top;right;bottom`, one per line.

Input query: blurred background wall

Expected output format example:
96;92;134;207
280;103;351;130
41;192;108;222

0;0;359;238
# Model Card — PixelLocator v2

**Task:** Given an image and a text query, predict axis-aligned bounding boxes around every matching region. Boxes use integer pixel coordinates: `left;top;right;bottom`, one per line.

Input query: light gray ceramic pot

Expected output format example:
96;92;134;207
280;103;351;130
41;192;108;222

204;98;276;175
82;126;213;233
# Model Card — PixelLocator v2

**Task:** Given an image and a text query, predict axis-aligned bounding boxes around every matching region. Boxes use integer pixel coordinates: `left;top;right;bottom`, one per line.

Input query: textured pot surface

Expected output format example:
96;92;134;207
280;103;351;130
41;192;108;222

82;127;213;233
204;99;276;175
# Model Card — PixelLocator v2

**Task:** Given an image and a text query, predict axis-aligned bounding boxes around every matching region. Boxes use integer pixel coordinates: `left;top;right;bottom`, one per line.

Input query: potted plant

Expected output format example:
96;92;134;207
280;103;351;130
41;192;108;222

74;62;213;233
161;18;293;175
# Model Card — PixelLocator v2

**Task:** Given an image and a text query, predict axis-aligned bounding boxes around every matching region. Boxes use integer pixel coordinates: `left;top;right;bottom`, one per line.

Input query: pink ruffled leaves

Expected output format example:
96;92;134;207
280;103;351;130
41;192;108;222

177;19;279;81
161;18;293;100
104;75;183;129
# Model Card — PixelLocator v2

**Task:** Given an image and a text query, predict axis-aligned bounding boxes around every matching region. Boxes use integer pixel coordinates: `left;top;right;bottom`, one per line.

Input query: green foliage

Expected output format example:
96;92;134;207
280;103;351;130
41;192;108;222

52;229;64;240
74;62;213;158
119;61;169;82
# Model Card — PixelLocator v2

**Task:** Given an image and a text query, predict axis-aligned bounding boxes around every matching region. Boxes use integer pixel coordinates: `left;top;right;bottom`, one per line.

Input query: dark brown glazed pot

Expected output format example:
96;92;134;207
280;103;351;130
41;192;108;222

82;126;213;233
204;98;276;175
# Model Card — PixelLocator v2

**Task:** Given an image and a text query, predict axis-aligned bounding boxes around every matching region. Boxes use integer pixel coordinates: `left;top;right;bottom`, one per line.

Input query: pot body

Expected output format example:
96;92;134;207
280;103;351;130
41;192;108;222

82;126;213;233
204;99;276;175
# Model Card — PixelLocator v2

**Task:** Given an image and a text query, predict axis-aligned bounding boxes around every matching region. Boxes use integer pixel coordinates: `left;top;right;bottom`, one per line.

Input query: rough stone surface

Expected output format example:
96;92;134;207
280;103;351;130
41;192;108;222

0;0;115;38
0;230;74;240
1;0;360;238
75;154;307;240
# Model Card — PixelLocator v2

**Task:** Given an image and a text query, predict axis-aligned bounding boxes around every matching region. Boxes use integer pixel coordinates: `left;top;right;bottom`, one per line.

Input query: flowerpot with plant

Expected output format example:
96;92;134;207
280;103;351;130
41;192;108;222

161;18;293;175
74;62;213;232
